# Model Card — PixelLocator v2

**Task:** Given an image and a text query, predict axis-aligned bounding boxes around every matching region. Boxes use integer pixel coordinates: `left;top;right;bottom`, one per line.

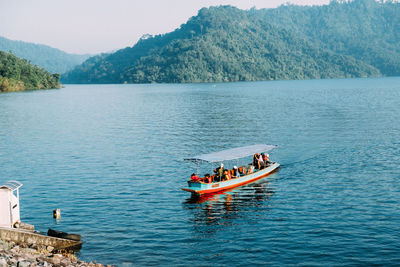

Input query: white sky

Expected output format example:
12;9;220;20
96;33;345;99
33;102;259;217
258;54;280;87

0;0;330;55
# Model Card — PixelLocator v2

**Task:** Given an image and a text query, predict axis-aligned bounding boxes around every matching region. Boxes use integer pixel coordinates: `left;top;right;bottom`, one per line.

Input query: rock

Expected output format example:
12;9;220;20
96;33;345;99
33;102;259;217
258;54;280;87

0;238;107;267
17;260;31;267
19;222;35;231
50;258;61;266
60;258;71;266
10;257;18;265
36;257;51;266
10;245;20;253
21;253;36;262
0;257;7;267
22;247;37;254
0;240;7;249
49;254;63;265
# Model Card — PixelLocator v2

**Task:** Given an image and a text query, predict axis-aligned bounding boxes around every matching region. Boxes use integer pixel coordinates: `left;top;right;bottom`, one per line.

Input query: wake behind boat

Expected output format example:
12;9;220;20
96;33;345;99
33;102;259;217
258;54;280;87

182;144;279;195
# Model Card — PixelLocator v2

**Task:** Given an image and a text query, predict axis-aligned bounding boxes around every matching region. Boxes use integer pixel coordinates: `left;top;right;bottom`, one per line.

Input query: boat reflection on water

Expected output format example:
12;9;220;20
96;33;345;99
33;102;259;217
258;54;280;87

183;175;277;230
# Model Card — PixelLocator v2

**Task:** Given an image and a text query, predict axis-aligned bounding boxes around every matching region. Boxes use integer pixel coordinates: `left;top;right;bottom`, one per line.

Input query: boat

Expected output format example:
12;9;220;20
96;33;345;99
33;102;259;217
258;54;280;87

48;228;81;242
182;144;279;195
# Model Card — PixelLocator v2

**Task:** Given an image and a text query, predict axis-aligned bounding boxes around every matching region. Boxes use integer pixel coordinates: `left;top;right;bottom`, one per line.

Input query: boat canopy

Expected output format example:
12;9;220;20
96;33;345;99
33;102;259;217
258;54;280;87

0;180;22;191
185;144;277;163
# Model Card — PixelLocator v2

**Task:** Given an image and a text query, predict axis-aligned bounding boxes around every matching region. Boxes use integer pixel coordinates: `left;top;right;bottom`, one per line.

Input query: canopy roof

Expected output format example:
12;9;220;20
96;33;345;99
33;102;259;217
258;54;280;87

185;144;277;163
0;180;23;191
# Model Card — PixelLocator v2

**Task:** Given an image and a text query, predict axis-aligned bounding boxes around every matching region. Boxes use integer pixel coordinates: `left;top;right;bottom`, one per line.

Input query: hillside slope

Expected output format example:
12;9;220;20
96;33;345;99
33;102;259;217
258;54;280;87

62;3;395;84
0;36;91;74
0;51;60;92
257;0;400;76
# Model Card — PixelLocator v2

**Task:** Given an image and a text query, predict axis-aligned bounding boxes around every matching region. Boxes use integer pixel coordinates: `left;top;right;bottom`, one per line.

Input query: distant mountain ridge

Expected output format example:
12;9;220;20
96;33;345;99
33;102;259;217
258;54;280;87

0;36;91;74
62;0;399;84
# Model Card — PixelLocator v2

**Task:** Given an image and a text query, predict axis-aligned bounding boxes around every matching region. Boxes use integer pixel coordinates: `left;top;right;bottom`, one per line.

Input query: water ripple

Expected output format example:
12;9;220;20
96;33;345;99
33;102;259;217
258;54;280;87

0;78;400;265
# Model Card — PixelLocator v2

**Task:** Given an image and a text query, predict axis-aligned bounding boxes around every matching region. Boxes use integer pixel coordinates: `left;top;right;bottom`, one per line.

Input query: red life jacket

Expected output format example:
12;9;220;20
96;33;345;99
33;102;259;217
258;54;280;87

191;175;200;182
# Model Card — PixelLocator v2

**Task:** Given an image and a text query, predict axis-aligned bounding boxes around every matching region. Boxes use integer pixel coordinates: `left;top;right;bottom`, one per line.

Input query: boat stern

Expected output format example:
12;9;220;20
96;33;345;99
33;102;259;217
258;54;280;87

181;181;209;194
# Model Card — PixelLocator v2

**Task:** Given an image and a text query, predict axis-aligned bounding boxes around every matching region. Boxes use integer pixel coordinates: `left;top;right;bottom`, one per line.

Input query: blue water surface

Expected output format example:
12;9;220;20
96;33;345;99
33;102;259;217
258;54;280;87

0;77;399;266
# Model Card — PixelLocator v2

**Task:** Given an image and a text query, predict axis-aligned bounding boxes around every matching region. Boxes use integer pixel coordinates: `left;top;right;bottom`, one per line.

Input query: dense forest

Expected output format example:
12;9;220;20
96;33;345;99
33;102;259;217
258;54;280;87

62;0;399;84
258;0;400;76
0;51;60;92
0;36;91;74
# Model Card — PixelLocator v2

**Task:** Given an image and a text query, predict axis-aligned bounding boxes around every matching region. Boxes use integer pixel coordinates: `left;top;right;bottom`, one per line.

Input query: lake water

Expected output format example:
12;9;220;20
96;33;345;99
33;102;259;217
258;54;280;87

0;77;400;266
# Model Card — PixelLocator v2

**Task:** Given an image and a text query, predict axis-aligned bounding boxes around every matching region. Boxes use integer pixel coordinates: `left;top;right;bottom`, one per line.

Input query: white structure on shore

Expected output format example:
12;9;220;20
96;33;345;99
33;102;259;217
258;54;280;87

0;181;22;228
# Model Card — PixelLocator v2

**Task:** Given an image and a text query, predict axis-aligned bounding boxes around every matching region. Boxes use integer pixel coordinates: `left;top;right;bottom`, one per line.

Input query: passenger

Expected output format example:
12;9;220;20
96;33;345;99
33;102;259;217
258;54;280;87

204;173;212;183
214;163;224;182
218;163;225;179
242;166;248;175
190;173;200;182
262;153;271;166
253;154;259;167
213;170;220;182
210;174;216;183
223;170;231;181
248;165;255;174
232;166;240;177
257;154;264;169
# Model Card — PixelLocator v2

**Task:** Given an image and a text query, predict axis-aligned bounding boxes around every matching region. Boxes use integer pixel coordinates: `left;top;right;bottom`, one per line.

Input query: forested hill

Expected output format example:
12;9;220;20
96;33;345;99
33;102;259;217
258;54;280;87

62;0;399;84
258;0;400;76
0;51;60;92
0;36;91;74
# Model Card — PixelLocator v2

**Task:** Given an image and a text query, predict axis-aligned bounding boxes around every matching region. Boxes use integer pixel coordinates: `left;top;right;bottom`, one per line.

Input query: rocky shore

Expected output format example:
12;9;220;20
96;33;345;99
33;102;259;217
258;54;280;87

0;239;112;267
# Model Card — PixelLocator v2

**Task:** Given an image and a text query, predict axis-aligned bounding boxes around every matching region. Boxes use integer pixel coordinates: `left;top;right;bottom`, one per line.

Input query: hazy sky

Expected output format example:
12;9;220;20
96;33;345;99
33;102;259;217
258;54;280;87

0;0;330;55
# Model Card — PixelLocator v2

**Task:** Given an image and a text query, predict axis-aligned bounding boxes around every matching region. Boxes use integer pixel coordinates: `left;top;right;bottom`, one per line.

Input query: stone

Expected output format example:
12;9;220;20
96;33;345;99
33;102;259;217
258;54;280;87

49;257;60;266
60;258;71;266
22;247;37;254
46;246;54;253
17;261;31;267
19;222;35;231
10;245;20;253
0;257;7;267
21;252;36;261
36;258;50;266
10;257;18;265
50;254;63;265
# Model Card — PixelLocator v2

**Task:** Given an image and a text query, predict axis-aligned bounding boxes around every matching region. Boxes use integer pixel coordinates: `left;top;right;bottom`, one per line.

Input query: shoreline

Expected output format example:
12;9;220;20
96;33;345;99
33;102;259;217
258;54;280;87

0;239;112;267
